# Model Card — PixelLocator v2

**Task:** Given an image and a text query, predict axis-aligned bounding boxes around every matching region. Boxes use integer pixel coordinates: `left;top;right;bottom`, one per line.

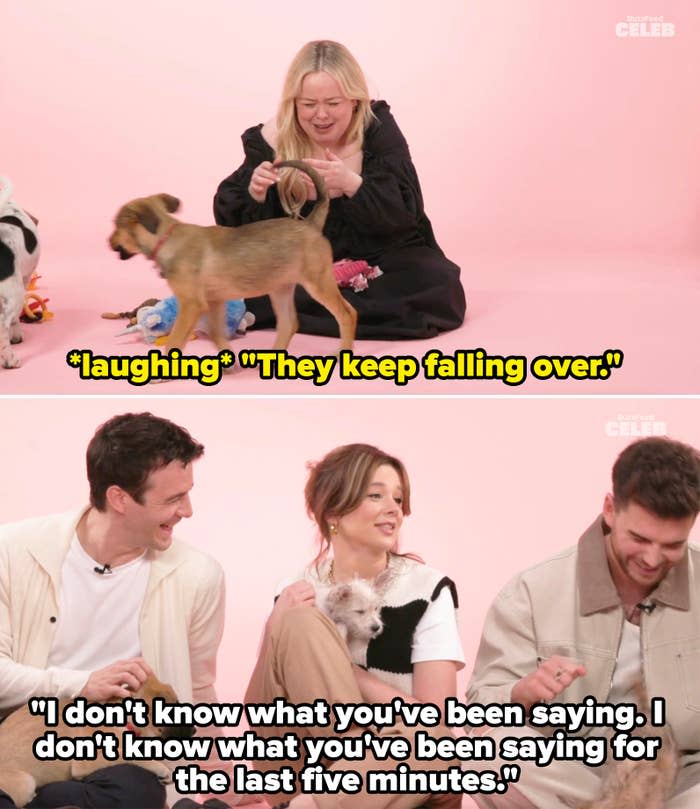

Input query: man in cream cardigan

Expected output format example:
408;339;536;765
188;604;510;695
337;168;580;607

0;412;225;809
466;436;700;809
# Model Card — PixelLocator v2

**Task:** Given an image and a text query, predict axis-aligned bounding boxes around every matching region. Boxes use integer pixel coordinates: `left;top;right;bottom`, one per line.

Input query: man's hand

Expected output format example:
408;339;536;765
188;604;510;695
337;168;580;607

511;655;586;711
79;657;154;700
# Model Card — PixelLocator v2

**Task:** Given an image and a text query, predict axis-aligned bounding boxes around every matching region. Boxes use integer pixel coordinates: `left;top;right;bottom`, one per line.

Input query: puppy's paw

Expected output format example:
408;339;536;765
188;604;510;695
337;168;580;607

141;760;172;783
349;646;368;668
156;766;172;784
1;350;21;369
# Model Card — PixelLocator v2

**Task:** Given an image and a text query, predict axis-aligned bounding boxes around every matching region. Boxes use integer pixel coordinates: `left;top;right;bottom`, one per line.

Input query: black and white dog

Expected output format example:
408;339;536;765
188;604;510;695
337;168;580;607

0;177;40;368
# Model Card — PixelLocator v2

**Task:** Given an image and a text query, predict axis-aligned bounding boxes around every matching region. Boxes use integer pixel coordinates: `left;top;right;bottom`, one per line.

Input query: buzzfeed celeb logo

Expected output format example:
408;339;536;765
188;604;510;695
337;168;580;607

616;16;675;37
605;414;667;438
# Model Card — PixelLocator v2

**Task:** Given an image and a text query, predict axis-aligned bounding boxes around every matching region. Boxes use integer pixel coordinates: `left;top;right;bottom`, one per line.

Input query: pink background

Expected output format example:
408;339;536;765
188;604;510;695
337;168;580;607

2;0;700;393
2;396;698;706
4;0;700;258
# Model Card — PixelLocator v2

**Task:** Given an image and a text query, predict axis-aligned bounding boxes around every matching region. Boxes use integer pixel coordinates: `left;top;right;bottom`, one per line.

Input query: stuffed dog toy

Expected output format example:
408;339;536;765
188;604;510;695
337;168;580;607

108;161;356;355
0;177;40;369
0;674;193;808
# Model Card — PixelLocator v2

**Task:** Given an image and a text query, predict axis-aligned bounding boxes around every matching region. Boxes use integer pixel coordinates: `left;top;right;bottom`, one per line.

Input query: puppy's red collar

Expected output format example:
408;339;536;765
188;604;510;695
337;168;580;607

149;223;178;262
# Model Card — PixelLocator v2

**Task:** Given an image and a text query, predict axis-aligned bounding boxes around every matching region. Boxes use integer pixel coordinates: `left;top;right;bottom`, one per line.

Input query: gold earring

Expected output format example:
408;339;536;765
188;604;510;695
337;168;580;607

329;523;338;535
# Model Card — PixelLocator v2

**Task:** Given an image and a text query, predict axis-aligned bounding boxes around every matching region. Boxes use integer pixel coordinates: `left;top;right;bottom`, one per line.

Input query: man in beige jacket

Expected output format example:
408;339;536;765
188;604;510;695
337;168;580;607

0;412;225;809
466;436;700;809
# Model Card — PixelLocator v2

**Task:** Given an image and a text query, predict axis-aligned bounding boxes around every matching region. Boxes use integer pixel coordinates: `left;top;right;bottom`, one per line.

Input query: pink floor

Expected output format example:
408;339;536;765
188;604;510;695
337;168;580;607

1;252;697;395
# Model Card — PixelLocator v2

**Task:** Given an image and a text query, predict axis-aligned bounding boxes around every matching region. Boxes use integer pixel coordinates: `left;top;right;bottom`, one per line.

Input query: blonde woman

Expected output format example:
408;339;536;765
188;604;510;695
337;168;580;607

214;41;466;339
245;444;464;809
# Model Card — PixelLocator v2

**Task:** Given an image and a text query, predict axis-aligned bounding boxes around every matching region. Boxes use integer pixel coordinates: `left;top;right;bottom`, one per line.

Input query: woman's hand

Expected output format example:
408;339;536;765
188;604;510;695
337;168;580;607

269;580;316;624
248;161;280;203
304;149;363;199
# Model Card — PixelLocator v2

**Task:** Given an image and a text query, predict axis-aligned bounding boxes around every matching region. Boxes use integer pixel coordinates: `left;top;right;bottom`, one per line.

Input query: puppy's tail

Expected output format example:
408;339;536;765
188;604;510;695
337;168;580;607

275;160;329;231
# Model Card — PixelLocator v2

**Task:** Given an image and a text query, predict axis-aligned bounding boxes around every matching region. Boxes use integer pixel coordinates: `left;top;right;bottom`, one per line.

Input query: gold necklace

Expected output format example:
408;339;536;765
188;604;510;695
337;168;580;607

328;552;391;585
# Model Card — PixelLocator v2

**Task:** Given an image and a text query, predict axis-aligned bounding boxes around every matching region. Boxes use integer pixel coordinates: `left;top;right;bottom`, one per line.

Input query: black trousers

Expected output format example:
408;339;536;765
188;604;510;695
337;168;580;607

245;245;467;340
0;765;164;809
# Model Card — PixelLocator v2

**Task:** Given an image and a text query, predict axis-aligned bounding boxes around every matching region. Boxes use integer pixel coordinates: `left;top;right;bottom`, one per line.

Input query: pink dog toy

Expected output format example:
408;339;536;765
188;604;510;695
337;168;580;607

333;259;382;292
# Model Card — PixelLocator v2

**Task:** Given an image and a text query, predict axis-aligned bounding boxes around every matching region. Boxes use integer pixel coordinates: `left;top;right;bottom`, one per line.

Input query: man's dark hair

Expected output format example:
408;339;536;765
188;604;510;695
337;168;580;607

87;413;204;511
612;437;700;518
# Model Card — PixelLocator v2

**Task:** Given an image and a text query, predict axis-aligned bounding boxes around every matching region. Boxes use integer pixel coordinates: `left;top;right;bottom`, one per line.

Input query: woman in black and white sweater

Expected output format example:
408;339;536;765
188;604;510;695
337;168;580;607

245;443;464;809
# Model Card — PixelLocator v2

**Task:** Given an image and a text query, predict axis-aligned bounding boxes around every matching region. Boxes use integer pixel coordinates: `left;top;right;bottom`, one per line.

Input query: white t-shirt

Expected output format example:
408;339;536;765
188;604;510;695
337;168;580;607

608;618;642;705
47;535;150;671
409;583;464;666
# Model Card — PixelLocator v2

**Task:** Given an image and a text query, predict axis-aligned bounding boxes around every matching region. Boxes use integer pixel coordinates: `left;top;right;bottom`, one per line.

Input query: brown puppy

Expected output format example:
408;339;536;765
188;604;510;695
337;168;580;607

565;730;678;809
108;161;357;355
562;683;679;809
0;674;192;808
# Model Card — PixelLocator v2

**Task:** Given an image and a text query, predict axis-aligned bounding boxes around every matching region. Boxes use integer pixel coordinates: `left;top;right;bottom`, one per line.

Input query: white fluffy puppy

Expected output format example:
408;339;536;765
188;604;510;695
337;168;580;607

0;177;40;368
316;577;384;666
